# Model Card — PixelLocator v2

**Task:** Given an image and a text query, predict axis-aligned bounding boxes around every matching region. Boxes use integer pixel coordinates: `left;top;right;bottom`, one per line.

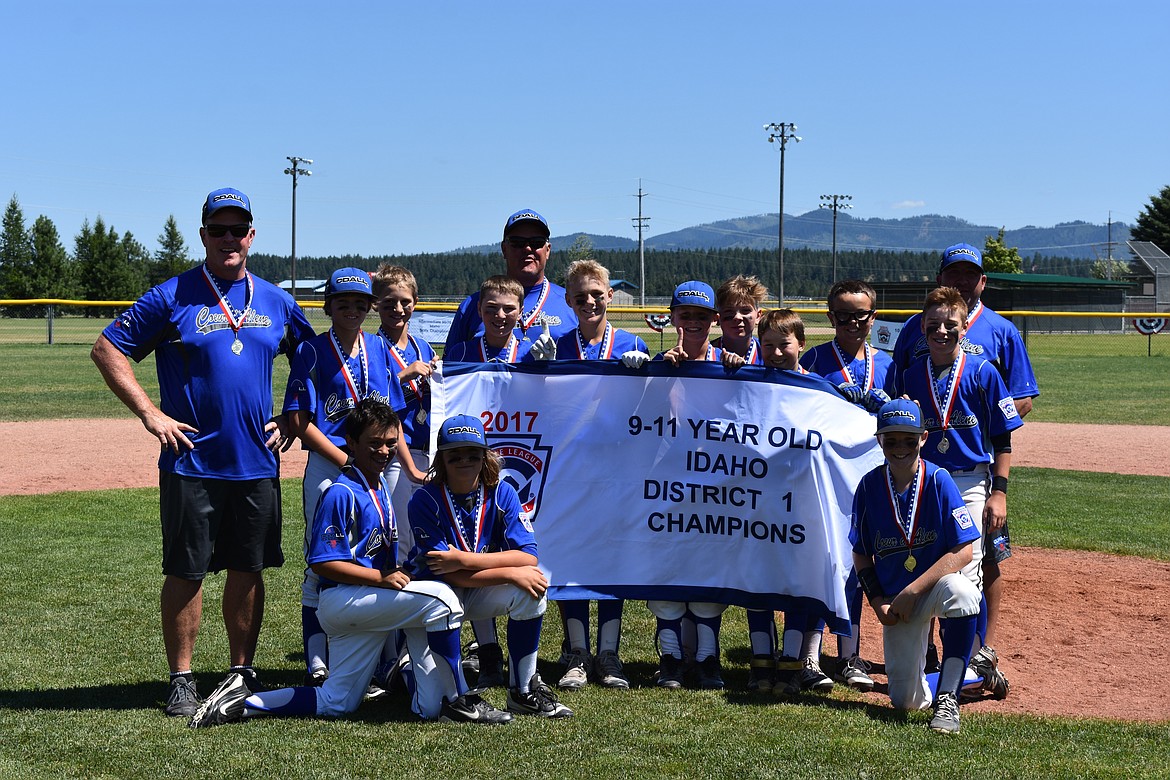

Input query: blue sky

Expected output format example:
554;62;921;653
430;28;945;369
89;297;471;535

3;1;1167;259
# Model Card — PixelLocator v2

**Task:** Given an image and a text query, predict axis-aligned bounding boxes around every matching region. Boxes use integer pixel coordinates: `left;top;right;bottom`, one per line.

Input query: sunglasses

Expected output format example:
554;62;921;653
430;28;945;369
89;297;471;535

204;223;252;238
506;235;547;249
444;450;485;464
831;310;876;324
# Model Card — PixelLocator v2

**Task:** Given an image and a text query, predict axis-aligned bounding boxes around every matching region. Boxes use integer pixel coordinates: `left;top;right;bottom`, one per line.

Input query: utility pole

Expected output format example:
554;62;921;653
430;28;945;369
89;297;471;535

819;194;852;284
764;123;801;306
632;181;651;306
283;156;313;300
1107;211;1114;280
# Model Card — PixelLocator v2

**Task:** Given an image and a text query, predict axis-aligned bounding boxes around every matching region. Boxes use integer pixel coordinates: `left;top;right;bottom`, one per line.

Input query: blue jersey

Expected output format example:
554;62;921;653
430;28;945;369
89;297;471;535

653;344;724;362
850;459;979;597
800;340;896;394
444;335;534;364
102;264;314;480
307;467;397;589
895;352;1024;472
376;329;435;450
711;335;764;365
892;302;1039;402
444;279;577;353
405;481;537;579
552;324;649;361
282;330;407;449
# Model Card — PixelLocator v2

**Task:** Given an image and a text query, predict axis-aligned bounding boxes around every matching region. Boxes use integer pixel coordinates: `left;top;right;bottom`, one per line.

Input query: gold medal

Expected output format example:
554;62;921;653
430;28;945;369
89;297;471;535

904;554;917;572
937;432;950;453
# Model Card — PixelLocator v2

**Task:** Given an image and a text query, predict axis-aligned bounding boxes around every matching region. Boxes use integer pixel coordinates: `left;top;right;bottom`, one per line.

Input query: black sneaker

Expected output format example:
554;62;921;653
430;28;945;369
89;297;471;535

968;646;1010;700
237;667;266;693
695;656;725;690
303;668;329;687
188;672;250;728
656;654;684;689
924;643;941;674
461;640;480;676
475;642;506;688
439;690;514;724
164;675;201;718
506;675;574;718
747;655;776;693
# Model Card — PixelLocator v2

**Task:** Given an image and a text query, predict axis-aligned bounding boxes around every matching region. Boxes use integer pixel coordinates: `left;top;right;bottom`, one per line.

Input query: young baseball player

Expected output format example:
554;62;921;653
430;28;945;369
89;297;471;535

444;276;534;364
406;415;573;718
282;267;423;686
894;286;1022;700
649;280;728;690
713;274;766;368
534;259;650;691
851;398;981;734
189;400;512;727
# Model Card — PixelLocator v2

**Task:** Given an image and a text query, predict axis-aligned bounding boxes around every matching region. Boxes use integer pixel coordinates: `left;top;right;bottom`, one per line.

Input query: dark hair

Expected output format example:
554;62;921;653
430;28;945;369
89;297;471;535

827;279;877;308
345;399;401;441
429;447;504;489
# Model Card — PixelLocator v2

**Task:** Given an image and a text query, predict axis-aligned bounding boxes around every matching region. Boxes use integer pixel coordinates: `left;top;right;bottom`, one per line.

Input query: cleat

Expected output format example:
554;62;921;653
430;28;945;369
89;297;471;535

461;640;480;677
929;691;961;734
438;690;513;724
747;655;776;693
694;655;725;690
835;655;874;692
188;672;250;728
363;678;387;702
655;654;684;689
303;667;329;687
924;643;941;674
785;657;834;694
968;646;1010;700
593;650;630;689
506;675;573;718
773;655;800;694
238;667;266;693
557;649;590;691
164;675;201;718
475;642;506;689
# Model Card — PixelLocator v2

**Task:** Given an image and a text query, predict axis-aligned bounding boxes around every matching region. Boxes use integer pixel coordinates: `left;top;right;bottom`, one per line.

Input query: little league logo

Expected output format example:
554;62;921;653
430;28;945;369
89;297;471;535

488;434;552;525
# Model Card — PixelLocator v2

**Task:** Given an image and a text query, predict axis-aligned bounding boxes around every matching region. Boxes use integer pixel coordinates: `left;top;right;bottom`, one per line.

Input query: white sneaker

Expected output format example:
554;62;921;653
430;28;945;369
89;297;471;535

835;655;874;692
557;649;590;690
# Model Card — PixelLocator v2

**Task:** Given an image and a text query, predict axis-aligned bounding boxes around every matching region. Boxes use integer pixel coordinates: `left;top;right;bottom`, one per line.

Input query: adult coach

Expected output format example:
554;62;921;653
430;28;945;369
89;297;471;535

91;187;315;717
443;209;577;353
891;242;1039;689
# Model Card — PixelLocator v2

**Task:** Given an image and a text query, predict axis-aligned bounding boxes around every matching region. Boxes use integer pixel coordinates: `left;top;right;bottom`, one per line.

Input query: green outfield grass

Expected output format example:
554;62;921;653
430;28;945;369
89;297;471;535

1;468;1168;780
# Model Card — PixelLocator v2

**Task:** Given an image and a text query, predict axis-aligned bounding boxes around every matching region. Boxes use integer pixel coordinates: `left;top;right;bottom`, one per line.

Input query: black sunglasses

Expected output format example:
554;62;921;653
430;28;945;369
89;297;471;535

204;224;252;238
831;310;876;324
506;235;547;249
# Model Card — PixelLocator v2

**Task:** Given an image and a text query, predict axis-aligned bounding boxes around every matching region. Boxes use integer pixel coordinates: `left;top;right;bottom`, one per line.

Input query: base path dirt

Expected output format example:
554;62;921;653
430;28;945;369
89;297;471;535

3;418;1168;721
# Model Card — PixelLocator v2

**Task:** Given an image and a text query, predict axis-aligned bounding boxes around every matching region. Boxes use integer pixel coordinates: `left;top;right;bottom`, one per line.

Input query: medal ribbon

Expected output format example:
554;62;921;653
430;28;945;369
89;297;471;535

328;329;369;402
520;280;550;331
441;484;487;552
200;264;253;340
386;331;425;400
575;323;614;360
352;466;393;539
884;460;924;553
478;334;519;363
925;350;966;432
832;340;873;390
965;300;984;329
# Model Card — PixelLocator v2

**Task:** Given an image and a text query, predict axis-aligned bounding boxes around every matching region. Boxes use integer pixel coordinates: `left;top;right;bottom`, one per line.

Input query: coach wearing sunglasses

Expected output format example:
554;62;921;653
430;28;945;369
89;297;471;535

91;187;315;718
443;209;577;354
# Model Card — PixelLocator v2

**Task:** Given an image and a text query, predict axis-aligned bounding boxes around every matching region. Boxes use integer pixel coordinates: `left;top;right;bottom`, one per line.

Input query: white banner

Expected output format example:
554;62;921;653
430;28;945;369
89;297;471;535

431;360;882;632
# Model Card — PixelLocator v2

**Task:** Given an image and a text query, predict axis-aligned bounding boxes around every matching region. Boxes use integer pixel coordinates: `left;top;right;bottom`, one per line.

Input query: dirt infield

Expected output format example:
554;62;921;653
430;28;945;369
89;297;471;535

4;418;1168;721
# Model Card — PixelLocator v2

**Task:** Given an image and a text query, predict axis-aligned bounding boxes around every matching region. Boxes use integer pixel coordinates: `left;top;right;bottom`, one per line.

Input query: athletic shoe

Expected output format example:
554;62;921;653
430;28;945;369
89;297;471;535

747;655;776;693
164;675;201;718
238;667;266;693
785;657;834;694
475;642;506;688
303;667;329;687
655;654;684;689
773;655;801;694
593;650;630;689
363;678;388;702
557;649;590;690
968;646;1010;700
376;653;410;695
930;691;961;734
506;675;574;718
187;672;250;728
438;690;514;724
835;655;874;692
924;642;941;674
694;655;725;690
461;640;479;676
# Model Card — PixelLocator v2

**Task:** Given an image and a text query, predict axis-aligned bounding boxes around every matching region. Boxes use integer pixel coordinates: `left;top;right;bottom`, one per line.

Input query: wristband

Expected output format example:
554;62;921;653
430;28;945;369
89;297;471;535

858;567;884;600
344;455;355;470
991;476;1009;495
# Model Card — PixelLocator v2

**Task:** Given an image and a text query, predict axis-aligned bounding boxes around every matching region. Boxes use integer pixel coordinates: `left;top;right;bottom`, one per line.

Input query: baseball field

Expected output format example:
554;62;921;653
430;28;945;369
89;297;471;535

1;342;1167;779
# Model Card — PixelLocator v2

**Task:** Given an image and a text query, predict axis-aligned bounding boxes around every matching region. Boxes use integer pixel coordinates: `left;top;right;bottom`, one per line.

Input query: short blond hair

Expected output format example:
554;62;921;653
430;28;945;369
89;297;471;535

923;286;968;322
564;259;611;289
371;264;418;300
717;274;768;309
480;274;524;305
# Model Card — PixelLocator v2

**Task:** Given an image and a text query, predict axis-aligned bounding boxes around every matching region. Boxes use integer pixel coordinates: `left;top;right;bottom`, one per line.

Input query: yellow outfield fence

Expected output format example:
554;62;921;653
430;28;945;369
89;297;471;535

1;299;1167;358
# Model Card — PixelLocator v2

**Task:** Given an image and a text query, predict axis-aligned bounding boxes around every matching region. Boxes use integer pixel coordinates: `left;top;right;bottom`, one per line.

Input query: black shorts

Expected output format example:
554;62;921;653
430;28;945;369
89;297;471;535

160;472;284;579
984;520;1012;564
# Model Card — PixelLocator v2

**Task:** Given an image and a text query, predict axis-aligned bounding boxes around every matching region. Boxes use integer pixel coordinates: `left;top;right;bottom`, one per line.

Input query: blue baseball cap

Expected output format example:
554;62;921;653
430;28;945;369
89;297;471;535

938;243;983;273
503;209;550;237
876;399;926;435
670;280;717;311
438;414;489;451
202;187;252;224
325;267;375;299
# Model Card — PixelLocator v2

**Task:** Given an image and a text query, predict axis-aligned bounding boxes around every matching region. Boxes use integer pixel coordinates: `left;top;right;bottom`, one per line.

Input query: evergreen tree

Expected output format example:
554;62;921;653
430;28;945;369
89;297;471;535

567;233;594;263
151;215;193;286
29;215;74;299
1;195;33;300
1131;185;1170;253
982;228;1024;274
76;217;144;307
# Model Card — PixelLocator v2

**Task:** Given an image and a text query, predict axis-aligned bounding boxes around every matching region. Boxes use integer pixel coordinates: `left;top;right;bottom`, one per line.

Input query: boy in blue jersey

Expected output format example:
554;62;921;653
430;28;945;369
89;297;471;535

445;276;534;363
189;400;511;727
407;415;573;718
851;399;981;734
713;274;766;368
283;267;423;685
801;279;894;413
894;286;1021;699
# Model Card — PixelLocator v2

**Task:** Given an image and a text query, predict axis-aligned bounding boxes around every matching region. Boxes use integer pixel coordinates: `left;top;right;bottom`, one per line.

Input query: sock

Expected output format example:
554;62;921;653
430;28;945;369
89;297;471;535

170;671;193;681
507;615;542;692
799;627;823;663
837;622;860;660
428;627;467;696
747;609;777;657
560;600;590;653
693;612;723;662
975;591;989;649
244;686;317;718
781;613;804;659
941;613;978;693
597;599;624;654
681;610;697;661
656;617;682;659
471;617;498;647
302;605;328;672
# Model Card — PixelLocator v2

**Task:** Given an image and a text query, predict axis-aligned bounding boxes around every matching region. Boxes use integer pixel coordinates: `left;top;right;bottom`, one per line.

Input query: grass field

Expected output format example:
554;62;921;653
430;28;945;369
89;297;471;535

1;469;1168;780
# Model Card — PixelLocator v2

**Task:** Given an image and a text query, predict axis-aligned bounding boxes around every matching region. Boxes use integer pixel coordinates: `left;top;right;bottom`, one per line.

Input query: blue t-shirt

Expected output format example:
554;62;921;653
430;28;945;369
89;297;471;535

282;329;407;449
800;340;896;395
443;279;577;353
102;264;315;479
376;329;435;450
307;467;397;589
850;459;979;597
444;335;534;363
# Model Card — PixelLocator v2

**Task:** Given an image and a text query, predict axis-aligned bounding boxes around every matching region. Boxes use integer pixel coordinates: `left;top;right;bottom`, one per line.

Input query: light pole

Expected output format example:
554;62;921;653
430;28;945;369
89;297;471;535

764;123;800;306
819;194;852;284
283;156;313;300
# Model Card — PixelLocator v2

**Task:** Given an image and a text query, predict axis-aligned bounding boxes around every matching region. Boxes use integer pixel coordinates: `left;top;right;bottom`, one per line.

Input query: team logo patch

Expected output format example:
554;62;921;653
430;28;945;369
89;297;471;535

321;524;345;550
874;324;892;346
998;398;1019;420
952;506;974;530
489;433;552;524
